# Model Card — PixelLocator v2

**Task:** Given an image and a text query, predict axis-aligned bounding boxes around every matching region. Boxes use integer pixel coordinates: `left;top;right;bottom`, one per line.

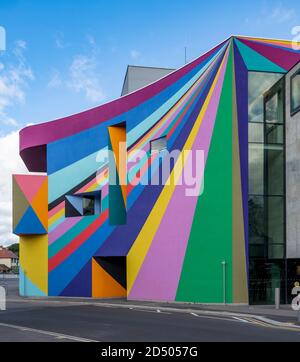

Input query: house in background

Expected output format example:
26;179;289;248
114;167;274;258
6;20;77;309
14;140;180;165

0;246;19;272
12;36;300;304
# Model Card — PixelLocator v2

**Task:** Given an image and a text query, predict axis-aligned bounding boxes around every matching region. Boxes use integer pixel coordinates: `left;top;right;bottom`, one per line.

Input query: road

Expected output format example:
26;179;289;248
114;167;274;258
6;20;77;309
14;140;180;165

0;279;300;342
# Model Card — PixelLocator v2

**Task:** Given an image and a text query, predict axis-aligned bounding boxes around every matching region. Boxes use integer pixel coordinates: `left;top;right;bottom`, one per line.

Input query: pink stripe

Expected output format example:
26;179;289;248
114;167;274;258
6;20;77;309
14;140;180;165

128;48;229;301
49;217;83;245
49;202;64;218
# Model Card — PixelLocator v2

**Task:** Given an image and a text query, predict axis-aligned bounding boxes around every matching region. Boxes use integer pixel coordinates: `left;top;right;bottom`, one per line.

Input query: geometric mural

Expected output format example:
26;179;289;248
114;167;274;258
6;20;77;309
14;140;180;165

13;36;300;303
13;175;48;235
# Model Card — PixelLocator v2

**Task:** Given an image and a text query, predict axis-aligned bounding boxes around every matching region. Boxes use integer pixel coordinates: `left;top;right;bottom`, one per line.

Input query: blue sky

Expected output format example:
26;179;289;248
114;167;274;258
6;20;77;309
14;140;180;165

0;0;300;245
1;0;300;130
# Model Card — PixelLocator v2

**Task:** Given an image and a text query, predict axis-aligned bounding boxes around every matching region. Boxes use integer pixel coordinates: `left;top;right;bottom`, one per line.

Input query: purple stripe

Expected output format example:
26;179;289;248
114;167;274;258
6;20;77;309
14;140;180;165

233;41;249;270
20;41;228;152
128;48;229;301
237;37;300;71
49;217;82;245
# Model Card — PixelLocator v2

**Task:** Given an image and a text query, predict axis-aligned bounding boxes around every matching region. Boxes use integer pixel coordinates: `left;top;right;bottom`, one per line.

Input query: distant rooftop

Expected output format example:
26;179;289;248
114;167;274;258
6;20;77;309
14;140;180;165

0;246;18;260
121;65;175;96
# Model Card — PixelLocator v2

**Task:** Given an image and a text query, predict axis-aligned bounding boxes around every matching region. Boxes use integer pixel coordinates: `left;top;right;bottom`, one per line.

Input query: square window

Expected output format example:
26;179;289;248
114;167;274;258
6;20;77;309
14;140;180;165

265;90;283;124
291;70;300;115
65;191;101;218
150;136;167;154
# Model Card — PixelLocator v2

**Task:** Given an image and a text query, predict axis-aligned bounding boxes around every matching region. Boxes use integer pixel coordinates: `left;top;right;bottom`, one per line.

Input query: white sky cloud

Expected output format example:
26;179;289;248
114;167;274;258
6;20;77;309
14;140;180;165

0;40;34;246
54;32;70;49
48;37;106;103
0;130;28;246
270;3;296;24
245;1;296;26
130;49;141;59
0;40;34;131
48;69;62;89
68;54;105;103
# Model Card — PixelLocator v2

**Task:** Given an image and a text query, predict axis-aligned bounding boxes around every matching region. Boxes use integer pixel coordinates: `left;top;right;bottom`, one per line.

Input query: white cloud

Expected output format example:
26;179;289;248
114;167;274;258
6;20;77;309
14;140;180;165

130;49;141;59
0;130;28;246
67;54;105;103
0;40;34;130
270;3;295;24
15;40;26;50
48;69;62;89
48;37;105;103
3;117;18;127
86;34;96;47
54;32;69;49
244;1;296;26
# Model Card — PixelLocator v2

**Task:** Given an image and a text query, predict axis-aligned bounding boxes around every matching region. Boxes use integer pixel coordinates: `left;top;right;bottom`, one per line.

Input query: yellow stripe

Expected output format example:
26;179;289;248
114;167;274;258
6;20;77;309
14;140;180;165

242;36;300;47
49;208;64;226
127;46;230;293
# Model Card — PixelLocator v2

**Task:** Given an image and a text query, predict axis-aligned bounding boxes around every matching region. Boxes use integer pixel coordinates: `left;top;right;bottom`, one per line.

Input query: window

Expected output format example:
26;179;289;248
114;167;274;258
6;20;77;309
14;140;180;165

150;136;167;154
265;88;283;124
248;73;286;303
249;123;264;143
291;70;300;115
248;144;264;195
265;124;283;144
65;191;101;218
82;196;95;216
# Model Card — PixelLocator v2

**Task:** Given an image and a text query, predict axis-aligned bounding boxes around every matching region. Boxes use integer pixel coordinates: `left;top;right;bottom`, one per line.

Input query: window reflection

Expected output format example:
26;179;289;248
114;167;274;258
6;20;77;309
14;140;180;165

248;72;282;123
249;144;264;195
265;124;283;144
249;123;264;143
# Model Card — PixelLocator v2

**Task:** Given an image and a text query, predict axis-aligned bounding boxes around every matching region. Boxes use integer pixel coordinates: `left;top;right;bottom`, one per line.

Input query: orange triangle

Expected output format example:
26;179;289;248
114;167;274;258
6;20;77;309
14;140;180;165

108;126;127;204
92;258;126;298
31;178;48;230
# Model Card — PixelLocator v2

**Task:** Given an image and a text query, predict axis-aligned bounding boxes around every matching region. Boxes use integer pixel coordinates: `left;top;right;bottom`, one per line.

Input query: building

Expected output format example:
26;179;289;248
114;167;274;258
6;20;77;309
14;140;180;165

121;65;175;96
13;36;300;304
0;246;19;271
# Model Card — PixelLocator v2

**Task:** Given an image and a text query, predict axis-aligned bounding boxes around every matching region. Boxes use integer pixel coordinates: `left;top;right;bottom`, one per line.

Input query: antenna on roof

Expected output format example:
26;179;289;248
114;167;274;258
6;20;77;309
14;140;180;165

184;46;187;64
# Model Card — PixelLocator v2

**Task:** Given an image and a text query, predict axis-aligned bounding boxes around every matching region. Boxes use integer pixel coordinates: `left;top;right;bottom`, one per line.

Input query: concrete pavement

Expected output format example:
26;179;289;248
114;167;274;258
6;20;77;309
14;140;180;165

0;279;300;342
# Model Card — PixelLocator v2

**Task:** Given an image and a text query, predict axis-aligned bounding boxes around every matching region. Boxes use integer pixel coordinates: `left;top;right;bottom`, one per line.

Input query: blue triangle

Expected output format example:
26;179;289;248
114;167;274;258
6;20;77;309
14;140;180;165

14;206;47;235
19;267;46;297
59;260;92;297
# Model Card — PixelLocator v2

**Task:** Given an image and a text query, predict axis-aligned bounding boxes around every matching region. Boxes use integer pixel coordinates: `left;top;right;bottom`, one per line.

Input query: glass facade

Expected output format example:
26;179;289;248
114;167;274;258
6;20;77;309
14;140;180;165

248;72;286;304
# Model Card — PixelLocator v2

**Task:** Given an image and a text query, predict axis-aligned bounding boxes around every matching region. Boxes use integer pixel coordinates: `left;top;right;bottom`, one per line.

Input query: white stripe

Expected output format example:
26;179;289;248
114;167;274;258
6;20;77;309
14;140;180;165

232;317;250;323
0;322;98;342
190;313;240;322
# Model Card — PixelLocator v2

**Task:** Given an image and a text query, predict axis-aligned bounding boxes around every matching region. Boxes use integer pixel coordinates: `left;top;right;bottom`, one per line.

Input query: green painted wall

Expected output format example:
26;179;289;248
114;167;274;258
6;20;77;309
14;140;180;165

176;47;233;303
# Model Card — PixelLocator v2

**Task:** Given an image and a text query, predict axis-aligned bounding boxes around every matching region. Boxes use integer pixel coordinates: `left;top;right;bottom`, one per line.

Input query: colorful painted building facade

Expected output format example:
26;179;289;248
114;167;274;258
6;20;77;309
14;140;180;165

13;36;300;304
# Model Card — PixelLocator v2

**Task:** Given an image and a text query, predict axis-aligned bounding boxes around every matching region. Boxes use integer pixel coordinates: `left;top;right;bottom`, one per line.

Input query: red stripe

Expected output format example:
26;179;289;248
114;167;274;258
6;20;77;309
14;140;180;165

49;210;108;272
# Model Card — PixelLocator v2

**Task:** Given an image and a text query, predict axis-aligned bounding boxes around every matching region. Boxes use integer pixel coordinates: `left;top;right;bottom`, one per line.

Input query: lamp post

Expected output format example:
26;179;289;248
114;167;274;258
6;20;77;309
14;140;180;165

221;261;226;305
